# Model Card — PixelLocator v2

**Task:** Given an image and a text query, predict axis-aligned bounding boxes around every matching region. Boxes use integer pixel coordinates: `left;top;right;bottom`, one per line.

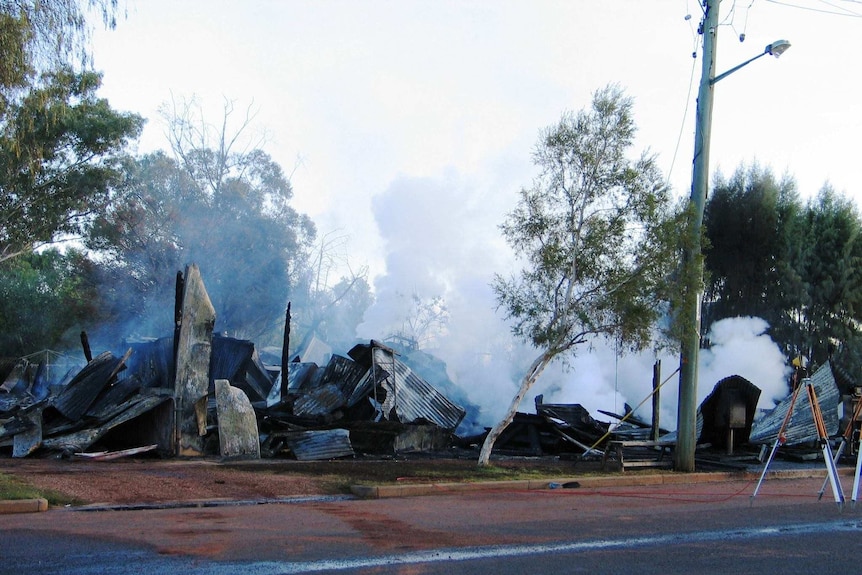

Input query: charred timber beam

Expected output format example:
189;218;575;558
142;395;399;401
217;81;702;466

281;302;291;402
172;270;184;383
80;331;92;363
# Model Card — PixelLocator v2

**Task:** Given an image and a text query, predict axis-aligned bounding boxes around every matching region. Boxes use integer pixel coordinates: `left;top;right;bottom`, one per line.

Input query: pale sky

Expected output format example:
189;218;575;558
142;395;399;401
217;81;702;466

89;1;862;427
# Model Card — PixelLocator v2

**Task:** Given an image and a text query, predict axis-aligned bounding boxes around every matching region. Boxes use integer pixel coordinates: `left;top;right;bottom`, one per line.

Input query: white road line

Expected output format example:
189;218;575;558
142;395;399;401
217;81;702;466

220;519;862;574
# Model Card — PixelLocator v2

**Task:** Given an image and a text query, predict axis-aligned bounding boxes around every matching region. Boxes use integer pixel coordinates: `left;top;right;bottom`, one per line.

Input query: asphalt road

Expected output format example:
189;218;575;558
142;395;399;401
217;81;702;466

1;475;860;574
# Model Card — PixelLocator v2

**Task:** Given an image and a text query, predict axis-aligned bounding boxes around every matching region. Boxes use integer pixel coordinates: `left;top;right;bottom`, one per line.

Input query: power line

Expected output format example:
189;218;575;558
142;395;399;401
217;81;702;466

665;53;699;193
764;0;862;16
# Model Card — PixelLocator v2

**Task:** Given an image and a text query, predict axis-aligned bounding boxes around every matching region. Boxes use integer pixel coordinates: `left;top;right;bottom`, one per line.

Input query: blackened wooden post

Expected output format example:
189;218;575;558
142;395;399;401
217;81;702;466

652;359;661;441
172;270;184;381
80;331;93;363
281;302;291;402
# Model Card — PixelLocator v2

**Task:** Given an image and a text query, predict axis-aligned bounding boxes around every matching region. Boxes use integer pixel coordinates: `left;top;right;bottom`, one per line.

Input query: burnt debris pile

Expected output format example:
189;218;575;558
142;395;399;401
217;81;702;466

0;265;477;460
0;264;629;462
1;264;854;464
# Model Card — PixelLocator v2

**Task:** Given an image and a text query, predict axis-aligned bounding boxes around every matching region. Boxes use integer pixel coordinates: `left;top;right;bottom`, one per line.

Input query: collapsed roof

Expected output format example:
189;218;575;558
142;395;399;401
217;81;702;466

0;265;468;460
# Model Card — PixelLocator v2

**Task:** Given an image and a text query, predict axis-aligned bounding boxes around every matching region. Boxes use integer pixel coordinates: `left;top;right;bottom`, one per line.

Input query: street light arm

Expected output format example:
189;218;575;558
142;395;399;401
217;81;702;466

710;51;767;85
710;40;791;86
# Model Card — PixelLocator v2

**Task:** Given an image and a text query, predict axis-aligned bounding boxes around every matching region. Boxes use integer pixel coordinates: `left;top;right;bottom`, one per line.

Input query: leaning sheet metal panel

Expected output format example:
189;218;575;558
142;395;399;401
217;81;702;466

372;347;466;431
748;362;840;446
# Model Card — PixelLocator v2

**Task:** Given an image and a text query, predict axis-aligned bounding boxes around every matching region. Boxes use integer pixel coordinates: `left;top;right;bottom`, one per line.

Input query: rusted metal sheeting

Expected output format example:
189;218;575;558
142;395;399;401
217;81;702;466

282;428;354;461
368;345;466;431
749;362;840;446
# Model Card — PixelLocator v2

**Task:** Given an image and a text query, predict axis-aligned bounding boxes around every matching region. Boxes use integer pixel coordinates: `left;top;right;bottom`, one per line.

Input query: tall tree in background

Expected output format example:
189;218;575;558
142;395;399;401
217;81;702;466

85;151;191;339
703;166;862;378
0;69;143;262
87;101;316;343
703;164;804;346
798;187;862;368
0;1;142;262
478;85;681;466
0;0;120;83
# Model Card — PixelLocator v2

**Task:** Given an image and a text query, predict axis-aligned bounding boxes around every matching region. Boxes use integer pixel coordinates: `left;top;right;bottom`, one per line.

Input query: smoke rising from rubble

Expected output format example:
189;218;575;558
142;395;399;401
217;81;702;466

358;173;792;432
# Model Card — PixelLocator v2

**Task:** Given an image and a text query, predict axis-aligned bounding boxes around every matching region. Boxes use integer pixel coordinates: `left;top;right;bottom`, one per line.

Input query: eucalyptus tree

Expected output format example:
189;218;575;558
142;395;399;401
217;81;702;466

0;0;120;84
87;102;316;343
0;1;141;263
478;85;681;466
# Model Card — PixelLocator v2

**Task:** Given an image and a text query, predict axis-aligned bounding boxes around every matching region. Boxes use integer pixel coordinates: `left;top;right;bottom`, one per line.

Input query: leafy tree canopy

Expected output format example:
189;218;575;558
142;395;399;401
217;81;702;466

799;186;862;367
0;68;143;262
703;163;802;334
703;165;862;381
0;2;141;262
479;85;682;465
0;0;119;88
0;248;97;356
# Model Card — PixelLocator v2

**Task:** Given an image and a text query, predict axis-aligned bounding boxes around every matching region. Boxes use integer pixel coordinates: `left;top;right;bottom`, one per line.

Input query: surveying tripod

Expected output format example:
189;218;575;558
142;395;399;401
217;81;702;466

751;378;844;508
816;389;862;501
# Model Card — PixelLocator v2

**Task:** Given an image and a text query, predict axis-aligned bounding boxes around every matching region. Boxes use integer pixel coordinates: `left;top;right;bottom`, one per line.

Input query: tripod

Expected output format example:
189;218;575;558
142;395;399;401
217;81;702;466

817;390;862;501
847;394;862;506
751;378;844;508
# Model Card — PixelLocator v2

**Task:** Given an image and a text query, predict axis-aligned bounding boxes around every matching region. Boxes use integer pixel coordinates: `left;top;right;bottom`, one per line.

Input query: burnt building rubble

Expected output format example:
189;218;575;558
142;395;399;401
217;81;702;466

1;265;860;465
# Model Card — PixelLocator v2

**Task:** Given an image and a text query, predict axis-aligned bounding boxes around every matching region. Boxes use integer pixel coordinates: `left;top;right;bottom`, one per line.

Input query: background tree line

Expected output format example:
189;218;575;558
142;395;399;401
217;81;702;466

703;163;862;380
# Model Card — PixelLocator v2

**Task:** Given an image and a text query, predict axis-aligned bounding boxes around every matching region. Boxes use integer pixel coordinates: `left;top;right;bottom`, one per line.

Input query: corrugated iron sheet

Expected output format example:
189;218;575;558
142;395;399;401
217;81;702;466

286;362;320;392
282;428;354;461
210;336;254;385
370;346;466;431
288;355;365;416
210;336;274;402
749;362;840;445
320;355;369;397
122;337;173;388
51;352;123;421
292;383;347;416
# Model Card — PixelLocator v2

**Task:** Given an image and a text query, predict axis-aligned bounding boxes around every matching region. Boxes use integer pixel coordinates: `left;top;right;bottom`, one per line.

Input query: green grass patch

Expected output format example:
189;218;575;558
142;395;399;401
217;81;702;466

0;472;80;506
348;464;575;488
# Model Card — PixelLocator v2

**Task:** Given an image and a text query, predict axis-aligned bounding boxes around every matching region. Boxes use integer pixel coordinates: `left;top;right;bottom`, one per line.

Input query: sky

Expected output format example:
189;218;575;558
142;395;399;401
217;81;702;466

89;0;861;429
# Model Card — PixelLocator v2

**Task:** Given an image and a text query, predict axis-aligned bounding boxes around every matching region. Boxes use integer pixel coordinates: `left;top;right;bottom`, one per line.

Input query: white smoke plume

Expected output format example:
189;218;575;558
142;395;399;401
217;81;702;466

359;172;791;433
698;316;791;410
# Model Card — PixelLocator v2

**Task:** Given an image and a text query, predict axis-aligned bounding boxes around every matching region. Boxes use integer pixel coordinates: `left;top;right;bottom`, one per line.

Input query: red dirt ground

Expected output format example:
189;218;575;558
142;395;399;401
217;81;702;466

0;454;590;506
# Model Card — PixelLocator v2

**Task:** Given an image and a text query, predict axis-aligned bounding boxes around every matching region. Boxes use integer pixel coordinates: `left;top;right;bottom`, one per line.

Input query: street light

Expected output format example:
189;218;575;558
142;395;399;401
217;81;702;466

712;40;792;85
674;1;791;473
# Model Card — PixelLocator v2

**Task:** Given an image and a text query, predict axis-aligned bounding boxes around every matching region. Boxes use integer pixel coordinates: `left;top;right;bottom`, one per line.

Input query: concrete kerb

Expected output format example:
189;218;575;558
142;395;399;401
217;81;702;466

0;497;48;514
350;467;854;499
